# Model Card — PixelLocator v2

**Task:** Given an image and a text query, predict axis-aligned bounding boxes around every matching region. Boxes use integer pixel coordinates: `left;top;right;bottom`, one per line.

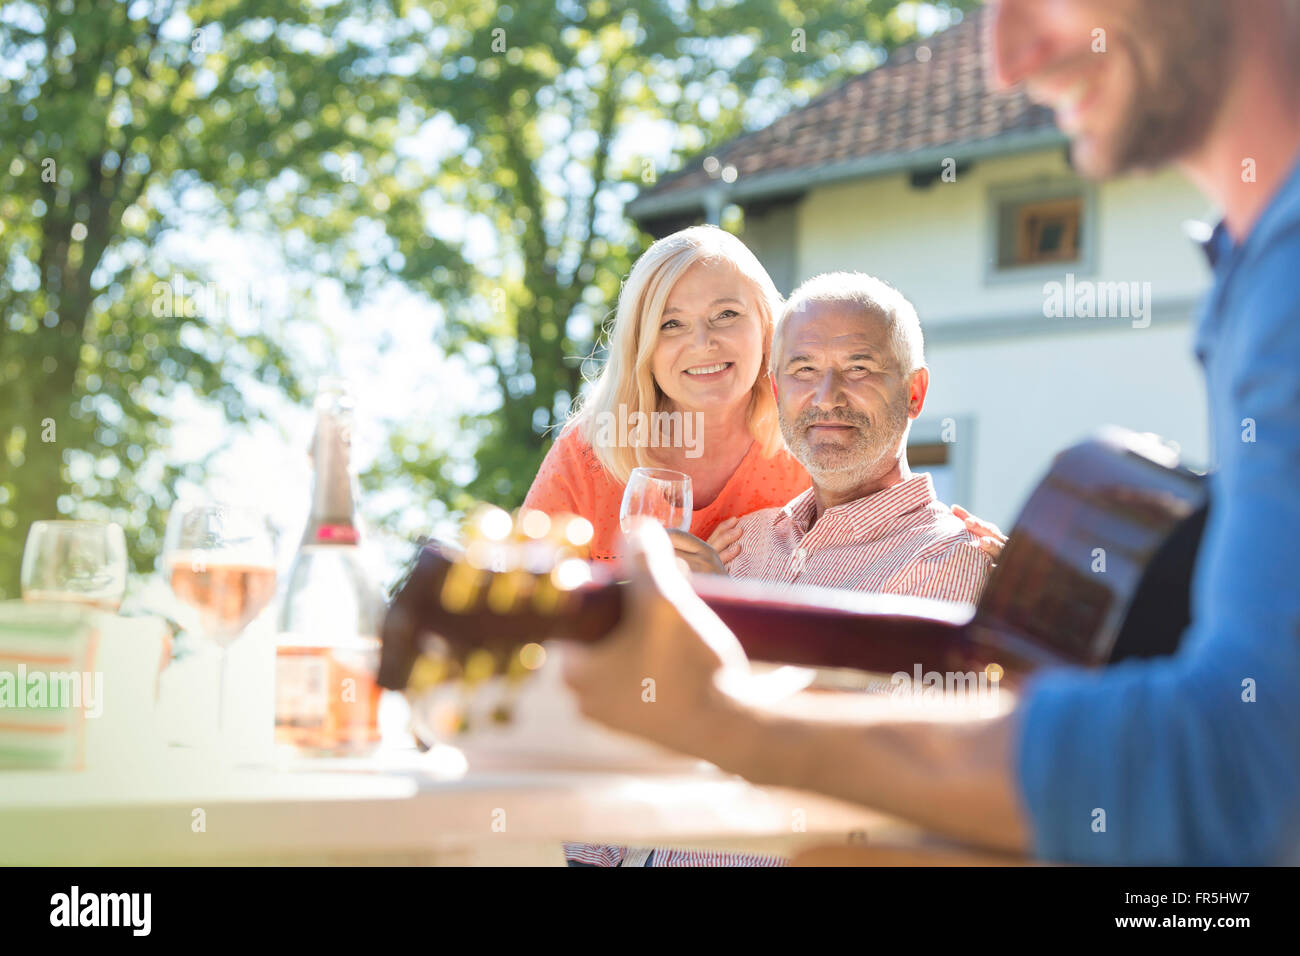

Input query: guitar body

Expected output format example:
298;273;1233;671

970;429;1206;668
378;429;1208;693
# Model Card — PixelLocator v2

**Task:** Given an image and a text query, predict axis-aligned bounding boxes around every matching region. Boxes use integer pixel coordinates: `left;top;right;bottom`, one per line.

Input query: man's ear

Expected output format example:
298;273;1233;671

907;366;930;419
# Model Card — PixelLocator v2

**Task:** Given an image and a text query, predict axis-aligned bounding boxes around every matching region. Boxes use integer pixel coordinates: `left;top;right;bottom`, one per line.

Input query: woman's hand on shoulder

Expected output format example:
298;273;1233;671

951;504;1007;563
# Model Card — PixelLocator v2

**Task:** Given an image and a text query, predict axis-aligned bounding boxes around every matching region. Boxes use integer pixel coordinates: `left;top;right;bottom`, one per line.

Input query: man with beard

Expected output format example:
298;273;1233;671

565;272;988;869
671;271;992;604
562;0;1300;865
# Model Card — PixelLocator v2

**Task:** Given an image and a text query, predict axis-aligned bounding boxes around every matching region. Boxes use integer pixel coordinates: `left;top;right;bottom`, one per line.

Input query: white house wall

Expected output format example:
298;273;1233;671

787;147;1214;527
921;324;1209;528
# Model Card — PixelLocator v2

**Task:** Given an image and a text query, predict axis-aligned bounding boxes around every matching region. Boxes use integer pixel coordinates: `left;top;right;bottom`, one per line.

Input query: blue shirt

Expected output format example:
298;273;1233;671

1016;153;1300;865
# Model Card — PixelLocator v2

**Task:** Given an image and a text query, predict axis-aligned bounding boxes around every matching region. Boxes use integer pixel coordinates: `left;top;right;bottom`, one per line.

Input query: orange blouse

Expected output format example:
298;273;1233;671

523;427;812;562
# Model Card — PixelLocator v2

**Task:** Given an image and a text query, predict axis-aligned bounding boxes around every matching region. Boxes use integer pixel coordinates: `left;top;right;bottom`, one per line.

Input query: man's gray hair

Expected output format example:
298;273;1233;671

772;271;925;375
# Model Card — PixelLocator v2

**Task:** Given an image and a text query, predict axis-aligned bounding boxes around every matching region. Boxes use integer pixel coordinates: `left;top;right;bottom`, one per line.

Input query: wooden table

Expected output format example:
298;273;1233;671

0;618;1013;865
0;744;916;865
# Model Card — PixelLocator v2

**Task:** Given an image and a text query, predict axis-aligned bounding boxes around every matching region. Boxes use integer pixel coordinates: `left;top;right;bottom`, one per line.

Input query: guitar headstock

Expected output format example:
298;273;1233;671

378;507;619;739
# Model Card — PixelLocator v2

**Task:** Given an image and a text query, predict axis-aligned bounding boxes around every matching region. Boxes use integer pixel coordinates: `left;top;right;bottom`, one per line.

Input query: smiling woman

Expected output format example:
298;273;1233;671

522;225;811;870
522;225;811;562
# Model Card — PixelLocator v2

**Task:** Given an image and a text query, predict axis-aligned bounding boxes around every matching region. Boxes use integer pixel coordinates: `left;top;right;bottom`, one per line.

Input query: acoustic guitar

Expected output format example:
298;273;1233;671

376;428;1207;720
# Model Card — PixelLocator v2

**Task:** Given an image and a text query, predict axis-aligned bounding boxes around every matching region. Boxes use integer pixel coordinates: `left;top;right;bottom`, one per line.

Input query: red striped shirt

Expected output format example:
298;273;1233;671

563;844;787;867
726;472;990;601
566;473;992;867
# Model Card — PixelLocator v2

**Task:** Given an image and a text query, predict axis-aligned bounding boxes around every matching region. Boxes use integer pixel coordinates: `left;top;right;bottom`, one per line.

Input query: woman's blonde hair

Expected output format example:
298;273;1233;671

570;225;785;483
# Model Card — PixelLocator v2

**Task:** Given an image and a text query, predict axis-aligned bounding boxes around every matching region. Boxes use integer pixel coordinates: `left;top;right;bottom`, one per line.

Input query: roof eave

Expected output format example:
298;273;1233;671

626;127;1069;223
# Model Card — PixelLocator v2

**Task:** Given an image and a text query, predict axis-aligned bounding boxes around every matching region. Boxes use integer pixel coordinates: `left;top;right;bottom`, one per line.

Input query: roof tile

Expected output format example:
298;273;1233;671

636;7;1056;207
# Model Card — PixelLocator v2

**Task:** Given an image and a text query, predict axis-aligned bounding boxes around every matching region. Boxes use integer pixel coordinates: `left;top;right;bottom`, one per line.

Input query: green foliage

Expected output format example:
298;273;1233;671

0;0;969;594
0;0;471;593
357;0;972;534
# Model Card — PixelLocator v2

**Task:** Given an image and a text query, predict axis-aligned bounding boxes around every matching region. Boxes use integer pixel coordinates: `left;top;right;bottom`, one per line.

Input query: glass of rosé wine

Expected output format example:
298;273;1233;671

163;501;277;733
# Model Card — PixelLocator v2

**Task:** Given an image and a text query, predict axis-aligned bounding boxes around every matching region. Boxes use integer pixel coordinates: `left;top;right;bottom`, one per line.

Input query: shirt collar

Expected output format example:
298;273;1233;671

1197;146;1300;269
778;473;939;542
1198;219;1235;271
1193;146;1300;355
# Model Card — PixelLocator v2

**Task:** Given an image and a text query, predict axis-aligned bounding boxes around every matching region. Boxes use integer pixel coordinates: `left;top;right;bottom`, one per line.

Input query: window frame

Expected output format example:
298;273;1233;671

907;415;975;508
984;178;1098;286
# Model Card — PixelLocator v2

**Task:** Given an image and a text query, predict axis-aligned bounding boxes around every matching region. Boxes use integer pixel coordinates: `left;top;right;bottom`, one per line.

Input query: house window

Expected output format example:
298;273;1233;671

994;193;1085;270
909;440;957;505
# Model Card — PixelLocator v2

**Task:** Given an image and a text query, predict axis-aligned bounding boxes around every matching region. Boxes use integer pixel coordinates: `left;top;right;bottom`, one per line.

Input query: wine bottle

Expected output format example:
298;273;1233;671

275;380;384;756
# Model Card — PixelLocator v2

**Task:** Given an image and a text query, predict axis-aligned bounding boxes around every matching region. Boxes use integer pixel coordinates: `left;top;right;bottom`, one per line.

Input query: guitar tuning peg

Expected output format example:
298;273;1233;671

463;648;497;685
441;559;488;614
406;648;453;695
523;556;587;618
486;567;534;614
531;575;564;615
550;556;592;591
465;504;514;544
518;508;552;541
516;641;547;673
558;514;594;558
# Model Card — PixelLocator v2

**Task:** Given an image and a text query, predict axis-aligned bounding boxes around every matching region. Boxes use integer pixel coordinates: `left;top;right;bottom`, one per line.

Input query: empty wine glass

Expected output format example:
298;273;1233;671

21;520;128;611
619;467;693;534
162;501;277;733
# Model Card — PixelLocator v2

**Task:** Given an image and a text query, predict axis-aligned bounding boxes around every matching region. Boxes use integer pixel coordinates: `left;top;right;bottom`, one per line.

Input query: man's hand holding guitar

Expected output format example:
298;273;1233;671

561;521;1032;856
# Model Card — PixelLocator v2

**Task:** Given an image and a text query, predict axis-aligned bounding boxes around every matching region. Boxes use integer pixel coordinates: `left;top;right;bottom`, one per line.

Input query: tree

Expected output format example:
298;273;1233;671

359;0;972;540
0;0;967;595
0;0;472;594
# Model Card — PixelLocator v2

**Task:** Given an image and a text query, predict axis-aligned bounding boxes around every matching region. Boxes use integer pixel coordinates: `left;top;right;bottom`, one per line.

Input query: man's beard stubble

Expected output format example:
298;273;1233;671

780;390;911;496
1093;1;1232;176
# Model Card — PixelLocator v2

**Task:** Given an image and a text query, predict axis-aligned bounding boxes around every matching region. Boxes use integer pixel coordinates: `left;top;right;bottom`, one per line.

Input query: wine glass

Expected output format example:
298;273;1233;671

619;467;693;534
162;501;277;734
21;520;128;611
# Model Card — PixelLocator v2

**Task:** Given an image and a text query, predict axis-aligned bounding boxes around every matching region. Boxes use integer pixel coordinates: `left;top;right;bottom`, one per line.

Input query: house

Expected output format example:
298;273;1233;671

626;6;1213;528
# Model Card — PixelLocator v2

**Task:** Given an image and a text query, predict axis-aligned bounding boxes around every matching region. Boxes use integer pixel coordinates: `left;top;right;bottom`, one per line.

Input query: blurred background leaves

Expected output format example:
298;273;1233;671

0;0;970;594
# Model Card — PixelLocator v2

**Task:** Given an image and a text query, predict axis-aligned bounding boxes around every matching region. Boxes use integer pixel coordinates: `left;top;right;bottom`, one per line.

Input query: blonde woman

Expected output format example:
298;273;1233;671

528;230;1005;867
524;225;810;562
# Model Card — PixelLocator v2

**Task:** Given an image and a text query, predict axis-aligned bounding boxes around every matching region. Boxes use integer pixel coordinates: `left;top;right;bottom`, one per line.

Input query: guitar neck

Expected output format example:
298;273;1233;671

380;433;1205;696
565;573;1071;683
376;546;1078;695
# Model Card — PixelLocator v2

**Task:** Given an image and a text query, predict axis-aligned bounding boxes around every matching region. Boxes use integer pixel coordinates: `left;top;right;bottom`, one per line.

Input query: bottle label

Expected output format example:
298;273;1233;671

313;524;360;544
275;649;329;729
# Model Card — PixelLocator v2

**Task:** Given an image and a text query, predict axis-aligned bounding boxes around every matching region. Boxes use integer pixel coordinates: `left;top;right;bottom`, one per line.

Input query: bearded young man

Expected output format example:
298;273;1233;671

561;0;1300;865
